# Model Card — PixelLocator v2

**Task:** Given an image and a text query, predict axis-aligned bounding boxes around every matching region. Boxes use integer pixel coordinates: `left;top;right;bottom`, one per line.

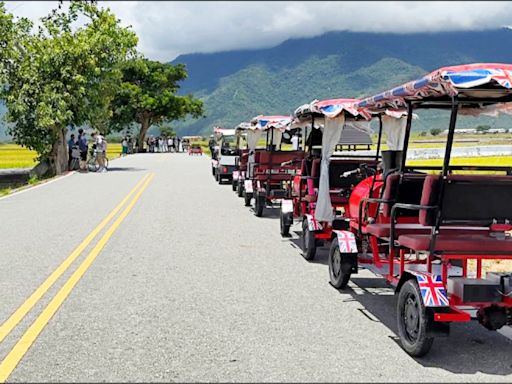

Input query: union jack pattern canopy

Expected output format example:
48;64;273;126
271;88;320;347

250;115;291;131
294;98;371;121
358;63;512;112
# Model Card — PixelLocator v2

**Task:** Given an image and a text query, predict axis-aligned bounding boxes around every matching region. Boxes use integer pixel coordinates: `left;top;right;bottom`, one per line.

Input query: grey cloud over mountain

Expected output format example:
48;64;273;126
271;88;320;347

6;1;512;61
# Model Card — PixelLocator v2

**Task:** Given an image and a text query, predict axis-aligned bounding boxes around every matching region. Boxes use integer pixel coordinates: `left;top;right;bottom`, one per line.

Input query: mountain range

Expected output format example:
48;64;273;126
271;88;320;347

2;29;512;141
171;29;512;135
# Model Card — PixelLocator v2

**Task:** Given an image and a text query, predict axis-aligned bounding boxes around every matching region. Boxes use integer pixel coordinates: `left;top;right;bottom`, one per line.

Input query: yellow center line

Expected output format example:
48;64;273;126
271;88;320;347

0;173;150;345
0;172;155;383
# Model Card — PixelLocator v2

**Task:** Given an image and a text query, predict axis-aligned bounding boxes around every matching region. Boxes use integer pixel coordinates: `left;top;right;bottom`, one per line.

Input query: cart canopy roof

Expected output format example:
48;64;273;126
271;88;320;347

213;127;237;137
250;115;291;131
357;63;512;115
294;98;371;121
235;121;252;131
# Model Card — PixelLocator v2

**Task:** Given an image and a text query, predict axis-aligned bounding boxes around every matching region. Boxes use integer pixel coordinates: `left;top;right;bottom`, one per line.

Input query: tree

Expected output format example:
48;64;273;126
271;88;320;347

419;131;427;137
430;128;442;136
158;124;176;138
1;1;137;175
109;58;204;151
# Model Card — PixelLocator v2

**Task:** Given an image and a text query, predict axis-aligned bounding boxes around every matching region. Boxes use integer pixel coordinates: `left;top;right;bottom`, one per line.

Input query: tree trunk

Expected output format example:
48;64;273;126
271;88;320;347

137;118;150;153
48;128;68;176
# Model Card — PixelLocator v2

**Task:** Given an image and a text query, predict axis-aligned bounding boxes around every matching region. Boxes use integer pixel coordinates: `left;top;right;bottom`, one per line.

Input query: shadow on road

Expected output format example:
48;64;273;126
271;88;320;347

106;167;147;172
333;275;512;376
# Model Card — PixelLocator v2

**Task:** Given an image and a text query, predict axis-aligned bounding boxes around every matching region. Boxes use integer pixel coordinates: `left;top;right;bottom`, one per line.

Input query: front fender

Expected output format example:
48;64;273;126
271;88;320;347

396;271;449;308
331;230;358;253
305;214;322;231
244;179;253;193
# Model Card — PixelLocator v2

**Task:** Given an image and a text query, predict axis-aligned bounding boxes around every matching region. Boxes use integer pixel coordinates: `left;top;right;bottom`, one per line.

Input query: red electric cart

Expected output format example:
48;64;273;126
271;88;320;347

244;115;304;217
331;63;512;357
280;99;379;260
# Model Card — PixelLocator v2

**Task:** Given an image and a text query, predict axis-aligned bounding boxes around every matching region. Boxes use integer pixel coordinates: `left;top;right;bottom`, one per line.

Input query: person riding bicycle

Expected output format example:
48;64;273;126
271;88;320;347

91;131;108;173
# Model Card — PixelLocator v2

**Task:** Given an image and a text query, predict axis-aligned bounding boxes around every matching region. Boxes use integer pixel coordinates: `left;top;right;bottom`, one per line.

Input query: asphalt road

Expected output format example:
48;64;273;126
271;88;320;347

0;152;511;382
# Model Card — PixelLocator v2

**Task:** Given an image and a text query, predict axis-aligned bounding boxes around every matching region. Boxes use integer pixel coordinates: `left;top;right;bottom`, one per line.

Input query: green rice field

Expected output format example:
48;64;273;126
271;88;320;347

0;143;123;169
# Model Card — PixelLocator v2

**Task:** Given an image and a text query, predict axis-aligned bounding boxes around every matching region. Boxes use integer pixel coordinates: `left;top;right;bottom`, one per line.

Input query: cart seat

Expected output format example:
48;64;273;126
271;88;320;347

381;172;427;217
397;174;512;254
366;223;489;238
398;233;512;253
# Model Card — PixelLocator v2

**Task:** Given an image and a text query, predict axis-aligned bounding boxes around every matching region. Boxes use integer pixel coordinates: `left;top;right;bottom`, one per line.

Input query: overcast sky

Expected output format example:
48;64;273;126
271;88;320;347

5;1;512;62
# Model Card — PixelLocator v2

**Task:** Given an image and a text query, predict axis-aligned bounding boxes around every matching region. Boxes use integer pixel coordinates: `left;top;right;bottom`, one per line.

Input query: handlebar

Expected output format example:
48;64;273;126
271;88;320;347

340;163;377;179
280;158;302;167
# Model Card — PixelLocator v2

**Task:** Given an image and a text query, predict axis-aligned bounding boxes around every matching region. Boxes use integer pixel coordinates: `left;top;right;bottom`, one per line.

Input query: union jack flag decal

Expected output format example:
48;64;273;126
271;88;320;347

411;272;449;307
333;230;358;253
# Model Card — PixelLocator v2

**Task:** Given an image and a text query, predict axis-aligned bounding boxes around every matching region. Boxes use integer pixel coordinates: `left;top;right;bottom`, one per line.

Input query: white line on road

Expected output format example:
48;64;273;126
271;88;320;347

0;171;76;202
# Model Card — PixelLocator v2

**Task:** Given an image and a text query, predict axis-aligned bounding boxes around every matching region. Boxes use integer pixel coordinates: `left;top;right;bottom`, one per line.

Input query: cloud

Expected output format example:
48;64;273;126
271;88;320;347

6;1;512;62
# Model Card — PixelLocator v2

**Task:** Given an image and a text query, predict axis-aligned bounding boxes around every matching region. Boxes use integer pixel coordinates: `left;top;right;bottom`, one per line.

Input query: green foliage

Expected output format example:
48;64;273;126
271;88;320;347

0;0;137;173
109;58;205;145
419;131;427;137
158;124;176;137
27;175;38;185
430;128;442;136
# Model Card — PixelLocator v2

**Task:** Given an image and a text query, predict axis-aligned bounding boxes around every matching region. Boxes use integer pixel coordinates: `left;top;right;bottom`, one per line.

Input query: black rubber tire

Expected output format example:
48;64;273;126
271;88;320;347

301;219;316;260
212;166;215;177
397;279;435;357
237;181;244;197
255;195;265;217
280;210;291;237
244;191;252;207
328;240;353;289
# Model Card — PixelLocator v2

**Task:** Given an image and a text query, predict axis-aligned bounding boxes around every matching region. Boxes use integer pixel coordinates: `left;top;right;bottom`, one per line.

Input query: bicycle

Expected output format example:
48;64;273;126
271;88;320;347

69;145;81;171
87;149;109;172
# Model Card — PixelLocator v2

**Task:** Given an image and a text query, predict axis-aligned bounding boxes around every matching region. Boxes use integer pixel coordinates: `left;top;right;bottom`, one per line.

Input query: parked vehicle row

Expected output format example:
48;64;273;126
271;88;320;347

209;63;512;357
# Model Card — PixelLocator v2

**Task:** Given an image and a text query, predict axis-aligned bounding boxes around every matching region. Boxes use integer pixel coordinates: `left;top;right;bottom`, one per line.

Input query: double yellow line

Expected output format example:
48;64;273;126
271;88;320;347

0;172;155;382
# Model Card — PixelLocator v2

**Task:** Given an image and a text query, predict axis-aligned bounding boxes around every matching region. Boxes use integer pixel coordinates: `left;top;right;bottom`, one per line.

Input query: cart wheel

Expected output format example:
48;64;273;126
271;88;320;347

397;279;434;357
255;195;265;217
243;191;252;207
280;210;291;237
301;219;316;260
237;181;244;197
328;240;352;289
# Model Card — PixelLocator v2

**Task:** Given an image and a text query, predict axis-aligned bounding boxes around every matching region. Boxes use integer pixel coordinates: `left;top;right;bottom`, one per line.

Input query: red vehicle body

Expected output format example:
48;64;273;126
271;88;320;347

279;99;379;261
188;144;202;156
241;115;305;217
326;63;512;357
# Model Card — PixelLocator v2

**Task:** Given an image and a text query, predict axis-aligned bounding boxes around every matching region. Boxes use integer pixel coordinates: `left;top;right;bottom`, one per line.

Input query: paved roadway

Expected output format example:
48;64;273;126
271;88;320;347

0;153;511;382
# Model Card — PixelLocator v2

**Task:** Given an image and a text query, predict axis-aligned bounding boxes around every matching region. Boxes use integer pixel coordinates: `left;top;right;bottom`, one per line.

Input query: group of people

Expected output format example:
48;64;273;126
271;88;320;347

146;136;184;153
67;128;108;173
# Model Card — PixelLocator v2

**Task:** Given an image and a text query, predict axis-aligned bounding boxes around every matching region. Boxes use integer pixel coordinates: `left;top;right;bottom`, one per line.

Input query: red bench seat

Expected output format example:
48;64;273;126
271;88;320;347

398;233;512;253
366;223;489;238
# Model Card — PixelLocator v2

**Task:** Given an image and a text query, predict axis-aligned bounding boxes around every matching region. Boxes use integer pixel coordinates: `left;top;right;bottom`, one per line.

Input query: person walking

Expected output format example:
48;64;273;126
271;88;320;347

121;137;128;156
77;128;88;172
67;133;77;169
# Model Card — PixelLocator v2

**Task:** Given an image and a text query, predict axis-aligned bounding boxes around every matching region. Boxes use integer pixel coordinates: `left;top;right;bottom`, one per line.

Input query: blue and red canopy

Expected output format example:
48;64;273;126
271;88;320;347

358;63;512;112
250;115;291;131
294;98;371;121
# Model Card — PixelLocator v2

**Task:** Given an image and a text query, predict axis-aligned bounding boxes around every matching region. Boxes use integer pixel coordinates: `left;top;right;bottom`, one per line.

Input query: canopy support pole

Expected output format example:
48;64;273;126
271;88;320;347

399;101;414;172
442;96;459;177
429;95;459;257
375;115;383;162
